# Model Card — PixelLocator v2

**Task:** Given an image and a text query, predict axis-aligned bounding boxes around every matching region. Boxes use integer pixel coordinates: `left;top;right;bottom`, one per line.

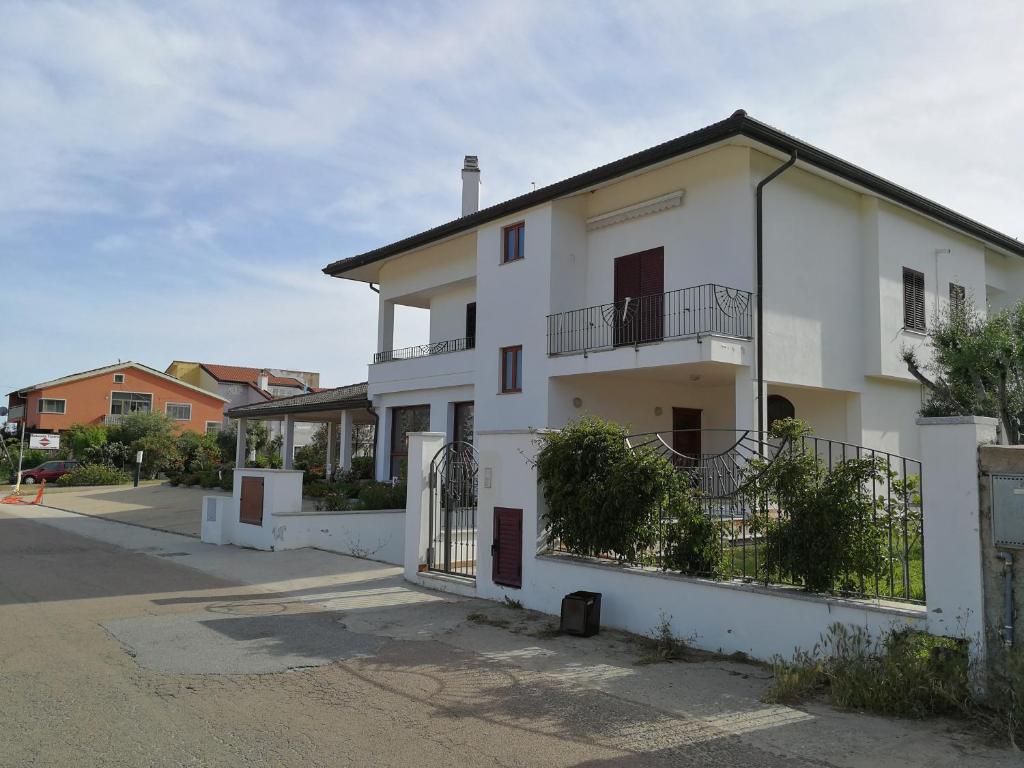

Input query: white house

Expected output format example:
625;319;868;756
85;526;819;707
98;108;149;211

323;110;1024;479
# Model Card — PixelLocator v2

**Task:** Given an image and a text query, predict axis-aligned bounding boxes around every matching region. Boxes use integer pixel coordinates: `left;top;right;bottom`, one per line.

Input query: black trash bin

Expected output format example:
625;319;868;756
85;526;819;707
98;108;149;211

560;591;602;637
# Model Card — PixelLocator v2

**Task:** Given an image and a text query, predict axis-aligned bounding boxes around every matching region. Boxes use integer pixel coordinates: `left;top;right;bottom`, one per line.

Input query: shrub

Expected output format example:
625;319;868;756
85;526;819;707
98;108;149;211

316;486;354;512
744;418;899;593
662;484;727;578
198;470;220;489
536;416;677;563
218;472;233;492
766;623;970;718
65;423;108;457
181;472;201;487
350;455;375;480
304;480;331;498
56;465;131;487
358;481;406;510
83;440;133;469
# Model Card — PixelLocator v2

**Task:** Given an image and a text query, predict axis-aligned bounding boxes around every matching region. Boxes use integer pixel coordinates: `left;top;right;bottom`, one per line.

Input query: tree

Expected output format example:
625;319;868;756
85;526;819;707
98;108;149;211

903;299;1024;444
106;412;178;478
64;423;108;458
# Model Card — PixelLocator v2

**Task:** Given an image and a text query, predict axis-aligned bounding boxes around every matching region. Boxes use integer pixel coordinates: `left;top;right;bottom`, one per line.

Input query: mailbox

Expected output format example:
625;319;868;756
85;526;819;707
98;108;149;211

991;474;1024;548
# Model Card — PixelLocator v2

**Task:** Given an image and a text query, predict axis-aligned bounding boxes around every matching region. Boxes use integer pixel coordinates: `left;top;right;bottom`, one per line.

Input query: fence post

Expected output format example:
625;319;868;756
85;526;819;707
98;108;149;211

918;416;999;656
404;432;446;581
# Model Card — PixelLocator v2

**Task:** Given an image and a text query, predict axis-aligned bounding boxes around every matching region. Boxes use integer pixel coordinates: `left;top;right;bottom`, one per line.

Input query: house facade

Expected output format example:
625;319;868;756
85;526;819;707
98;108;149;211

7;362;227;436
325;111;1024;480
165;361;322;448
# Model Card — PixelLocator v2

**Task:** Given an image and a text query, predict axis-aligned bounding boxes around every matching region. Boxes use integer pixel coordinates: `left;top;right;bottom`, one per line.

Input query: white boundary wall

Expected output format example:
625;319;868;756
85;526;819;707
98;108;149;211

460;430;932;661
201;468;405;565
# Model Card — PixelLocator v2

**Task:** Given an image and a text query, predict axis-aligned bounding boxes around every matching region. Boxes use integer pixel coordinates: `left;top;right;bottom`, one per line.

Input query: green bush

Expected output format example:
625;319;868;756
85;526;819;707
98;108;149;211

536;416;678;564
358;481;406;510
181;472;201;487
65;423;108;457
744;418;905;593
83;440;133;469
56;465;131;487
662;485;727;578
349;455;375;480
304;480;331;498
218;472;233;492
316;485;354;512
198;470;220;489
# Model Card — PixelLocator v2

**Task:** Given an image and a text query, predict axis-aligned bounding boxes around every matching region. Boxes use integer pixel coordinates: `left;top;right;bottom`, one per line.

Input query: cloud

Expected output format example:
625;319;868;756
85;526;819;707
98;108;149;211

1;0;1022;390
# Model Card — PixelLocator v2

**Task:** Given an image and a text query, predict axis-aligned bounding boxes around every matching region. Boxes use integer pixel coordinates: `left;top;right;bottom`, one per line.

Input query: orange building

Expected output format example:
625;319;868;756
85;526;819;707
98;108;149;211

6;362;228;436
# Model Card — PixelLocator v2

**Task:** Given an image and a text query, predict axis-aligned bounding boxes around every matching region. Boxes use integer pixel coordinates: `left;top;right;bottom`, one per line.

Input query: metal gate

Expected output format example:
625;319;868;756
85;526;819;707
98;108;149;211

428;441;478;579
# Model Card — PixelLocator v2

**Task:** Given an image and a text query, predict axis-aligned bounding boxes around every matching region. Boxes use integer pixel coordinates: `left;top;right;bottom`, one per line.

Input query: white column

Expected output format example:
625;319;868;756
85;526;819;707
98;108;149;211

234;418;248;468
282;415;296;470
918;416;998;657
377;298;395;357
324;421;336;480
339;409;354;472
404;431;446;580
734;366;758;433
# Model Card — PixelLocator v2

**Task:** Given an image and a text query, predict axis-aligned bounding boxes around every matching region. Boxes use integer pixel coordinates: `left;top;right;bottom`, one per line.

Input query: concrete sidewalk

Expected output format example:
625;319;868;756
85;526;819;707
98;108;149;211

5;502;1017;768
35;482;318;537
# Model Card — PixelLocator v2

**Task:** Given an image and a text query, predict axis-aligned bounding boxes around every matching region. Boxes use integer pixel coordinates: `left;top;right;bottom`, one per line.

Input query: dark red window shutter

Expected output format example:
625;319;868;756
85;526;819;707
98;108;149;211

903;268;925;332
492;507;523;588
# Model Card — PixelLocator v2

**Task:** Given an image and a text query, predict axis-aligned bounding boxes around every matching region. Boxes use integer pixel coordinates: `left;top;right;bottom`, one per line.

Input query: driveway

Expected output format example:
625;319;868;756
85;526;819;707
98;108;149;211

36;483;318;537
0;502;1015;768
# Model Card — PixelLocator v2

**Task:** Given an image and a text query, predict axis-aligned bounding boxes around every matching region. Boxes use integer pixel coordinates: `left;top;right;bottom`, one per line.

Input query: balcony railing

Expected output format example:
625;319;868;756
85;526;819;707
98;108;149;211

546;283;752;356
373;336;475;364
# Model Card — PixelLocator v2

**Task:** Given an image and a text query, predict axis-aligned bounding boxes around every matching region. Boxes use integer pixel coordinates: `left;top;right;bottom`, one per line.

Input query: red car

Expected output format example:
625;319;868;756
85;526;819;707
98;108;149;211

18;460;81;485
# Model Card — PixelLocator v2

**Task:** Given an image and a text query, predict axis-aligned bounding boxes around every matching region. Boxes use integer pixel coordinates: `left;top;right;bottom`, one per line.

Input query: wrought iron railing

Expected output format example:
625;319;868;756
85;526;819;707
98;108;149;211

548;429;924;605
373;336;474;364
546;283;752;356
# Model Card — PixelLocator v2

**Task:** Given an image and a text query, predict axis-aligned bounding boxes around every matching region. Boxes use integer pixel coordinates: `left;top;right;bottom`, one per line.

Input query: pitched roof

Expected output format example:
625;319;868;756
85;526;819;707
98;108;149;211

199;364;307;388
10;362;229;402
323;109;1024;277
226;382;369;419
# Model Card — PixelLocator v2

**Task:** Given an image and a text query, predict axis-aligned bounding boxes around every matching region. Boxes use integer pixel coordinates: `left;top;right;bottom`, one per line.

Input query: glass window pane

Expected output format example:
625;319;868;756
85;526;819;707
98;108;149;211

516;225;524;259
515;349;523;389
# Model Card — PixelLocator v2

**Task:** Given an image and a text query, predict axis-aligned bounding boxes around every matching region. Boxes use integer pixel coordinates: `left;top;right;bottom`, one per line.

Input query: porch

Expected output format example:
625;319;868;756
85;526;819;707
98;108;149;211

225;382;375;478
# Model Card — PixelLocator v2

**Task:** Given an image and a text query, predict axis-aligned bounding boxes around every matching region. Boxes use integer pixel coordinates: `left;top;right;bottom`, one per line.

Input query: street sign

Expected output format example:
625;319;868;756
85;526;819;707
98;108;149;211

29;434;61;450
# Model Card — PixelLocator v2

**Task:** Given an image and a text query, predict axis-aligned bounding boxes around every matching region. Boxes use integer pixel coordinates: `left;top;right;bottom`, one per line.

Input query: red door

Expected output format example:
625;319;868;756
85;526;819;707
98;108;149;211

614;248;664;345
492;507;523;588
672;408;702;468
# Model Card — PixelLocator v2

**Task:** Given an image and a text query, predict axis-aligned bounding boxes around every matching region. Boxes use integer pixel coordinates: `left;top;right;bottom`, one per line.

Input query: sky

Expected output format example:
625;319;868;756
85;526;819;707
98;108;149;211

1;0;1022;395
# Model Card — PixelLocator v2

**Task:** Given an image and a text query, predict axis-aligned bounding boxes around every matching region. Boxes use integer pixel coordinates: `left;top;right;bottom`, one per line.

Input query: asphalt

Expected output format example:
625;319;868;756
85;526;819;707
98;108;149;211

0;502;1017;767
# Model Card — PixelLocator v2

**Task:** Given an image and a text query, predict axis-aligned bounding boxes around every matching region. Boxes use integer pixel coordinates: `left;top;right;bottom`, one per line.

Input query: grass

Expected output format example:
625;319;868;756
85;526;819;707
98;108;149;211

724;539;925;603
766;623;1024;748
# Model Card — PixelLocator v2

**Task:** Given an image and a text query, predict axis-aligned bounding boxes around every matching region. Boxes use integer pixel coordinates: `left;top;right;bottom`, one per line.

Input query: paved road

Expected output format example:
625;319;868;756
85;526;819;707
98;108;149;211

0;505;1015;767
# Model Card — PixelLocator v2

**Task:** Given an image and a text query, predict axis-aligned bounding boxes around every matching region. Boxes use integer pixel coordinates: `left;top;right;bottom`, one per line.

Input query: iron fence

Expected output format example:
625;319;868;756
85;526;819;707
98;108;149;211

546;283;753;356
373;336;474;364
428;441;478;579
548;429;925;604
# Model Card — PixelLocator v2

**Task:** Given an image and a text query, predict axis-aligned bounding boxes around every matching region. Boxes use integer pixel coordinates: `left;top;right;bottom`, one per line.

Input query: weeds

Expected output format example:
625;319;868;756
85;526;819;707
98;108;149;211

466;612;511;629
767;623;1024;747
503;596;524;610
636;614;693;665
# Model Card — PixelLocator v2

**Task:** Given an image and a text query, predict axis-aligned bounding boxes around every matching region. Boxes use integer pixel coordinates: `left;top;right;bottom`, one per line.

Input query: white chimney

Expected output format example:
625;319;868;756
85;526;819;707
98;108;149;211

461;155;480;216
258;369;269;391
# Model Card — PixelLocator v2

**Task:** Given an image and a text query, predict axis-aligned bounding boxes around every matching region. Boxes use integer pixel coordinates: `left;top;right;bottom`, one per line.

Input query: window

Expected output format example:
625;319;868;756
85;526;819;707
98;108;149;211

501;222;525;263
205;421;221;435
38;399;66;414
903;268;926;332
389;405;430;480
113;373;125;383
165;403;191;420
500;346;523;393
465;302;477;349
110;392;152;415
949;282;966;314
453;401;474;446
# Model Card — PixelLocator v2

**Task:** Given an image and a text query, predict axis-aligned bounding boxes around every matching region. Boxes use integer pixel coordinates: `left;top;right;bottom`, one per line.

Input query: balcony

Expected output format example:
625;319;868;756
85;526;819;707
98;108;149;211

546;284;752;356
373;336;475;364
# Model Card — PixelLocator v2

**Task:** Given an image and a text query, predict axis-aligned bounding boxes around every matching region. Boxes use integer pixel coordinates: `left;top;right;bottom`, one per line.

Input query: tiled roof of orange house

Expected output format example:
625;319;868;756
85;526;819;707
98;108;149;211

199;364;306;389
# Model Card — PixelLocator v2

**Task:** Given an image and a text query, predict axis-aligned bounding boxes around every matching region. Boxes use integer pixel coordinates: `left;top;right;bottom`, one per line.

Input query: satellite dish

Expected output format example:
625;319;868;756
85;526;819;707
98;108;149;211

0;407;7;416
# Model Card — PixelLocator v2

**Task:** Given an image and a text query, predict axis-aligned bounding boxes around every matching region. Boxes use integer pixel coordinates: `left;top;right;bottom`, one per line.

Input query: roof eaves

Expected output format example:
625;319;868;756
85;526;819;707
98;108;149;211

321;111;747;276
322;110;1024;275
